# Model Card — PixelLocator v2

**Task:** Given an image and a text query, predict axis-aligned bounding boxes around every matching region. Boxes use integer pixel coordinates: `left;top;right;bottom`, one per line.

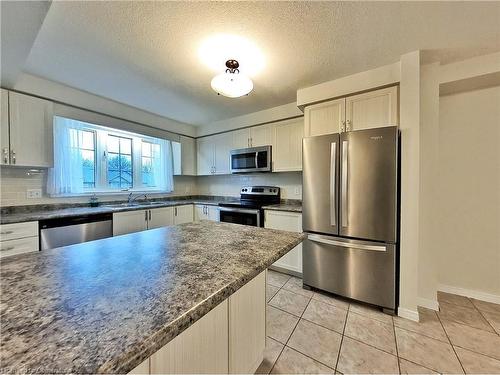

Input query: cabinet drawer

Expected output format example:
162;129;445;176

0;221;38;241
0;237;39;258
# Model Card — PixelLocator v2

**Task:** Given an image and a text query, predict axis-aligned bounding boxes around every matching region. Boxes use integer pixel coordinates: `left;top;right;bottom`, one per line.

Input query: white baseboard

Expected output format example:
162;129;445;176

418;297;440;311
398;307;419;322
438;284;500;305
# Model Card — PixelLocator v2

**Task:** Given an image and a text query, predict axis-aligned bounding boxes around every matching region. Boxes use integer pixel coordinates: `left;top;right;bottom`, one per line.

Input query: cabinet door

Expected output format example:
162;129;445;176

150;300;229;374
213;133;232;175
194;205;206;221
113;210;147;236
148;207;174;229
197;137;214;176
232;128;250;150
304;98;345;137
0;237;39;259
8;92;53;167
207;206;219;221
345;86;398;131
180;136;197;176
174;204;194;224
229;271;266;373
250;124;273;147
265;211;303;275
272;118;304;172
0;89;9;165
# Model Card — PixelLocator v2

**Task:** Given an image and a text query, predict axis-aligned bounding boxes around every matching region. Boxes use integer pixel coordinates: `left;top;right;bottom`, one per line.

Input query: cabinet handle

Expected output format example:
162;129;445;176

346;120;351;131
11;150;15;164
250;137;253;147
149;210;152;221
2;148;8;164
341;121;346;133
0;231;13;235
0;246;15;252
145;210;148;221
175;207;177;216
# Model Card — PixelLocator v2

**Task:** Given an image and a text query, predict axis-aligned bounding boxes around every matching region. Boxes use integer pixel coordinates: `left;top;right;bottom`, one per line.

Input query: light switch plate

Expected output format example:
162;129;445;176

27;189;42;199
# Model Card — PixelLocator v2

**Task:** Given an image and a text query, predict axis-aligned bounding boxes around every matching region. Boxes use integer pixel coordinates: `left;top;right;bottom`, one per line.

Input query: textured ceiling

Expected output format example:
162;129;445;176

9;2;500;125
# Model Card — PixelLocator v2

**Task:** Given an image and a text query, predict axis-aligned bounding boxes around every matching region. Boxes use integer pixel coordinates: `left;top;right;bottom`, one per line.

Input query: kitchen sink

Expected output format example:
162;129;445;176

104;201;161;208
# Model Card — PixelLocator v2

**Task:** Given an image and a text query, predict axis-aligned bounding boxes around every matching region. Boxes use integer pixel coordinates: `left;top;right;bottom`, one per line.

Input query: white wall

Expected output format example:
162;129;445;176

437;85;500;298
196;172;302;200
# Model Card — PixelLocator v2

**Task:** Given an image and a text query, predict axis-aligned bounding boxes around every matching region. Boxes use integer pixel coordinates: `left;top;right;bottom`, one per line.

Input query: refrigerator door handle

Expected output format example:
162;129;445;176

308;234;387;252
330;142;336;227
341;140;348;228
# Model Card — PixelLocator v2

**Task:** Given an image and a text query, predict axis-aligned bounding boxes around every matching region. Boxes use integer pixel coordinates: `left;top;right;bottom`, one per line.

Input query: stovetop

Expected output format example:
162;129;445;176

219;186;280;209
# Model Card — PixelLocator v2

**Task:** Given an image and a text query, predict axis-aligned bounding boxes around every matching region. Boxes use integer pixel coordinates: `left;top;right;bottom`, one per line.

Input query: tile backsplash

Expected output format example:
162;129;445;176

0;167;302;206
0;167;197;206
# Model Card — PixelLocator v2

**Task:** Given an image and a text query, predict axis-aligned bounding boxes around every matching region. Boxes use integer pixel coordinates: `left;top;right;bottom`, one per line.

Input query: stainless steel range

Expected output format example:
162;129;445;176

219;186;280;227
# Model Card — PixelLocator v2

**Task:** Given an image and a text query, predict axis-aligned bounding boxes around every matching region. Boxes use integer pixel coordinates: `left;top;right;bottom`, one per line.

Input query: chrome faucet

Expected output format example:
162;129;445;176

128;193;149;204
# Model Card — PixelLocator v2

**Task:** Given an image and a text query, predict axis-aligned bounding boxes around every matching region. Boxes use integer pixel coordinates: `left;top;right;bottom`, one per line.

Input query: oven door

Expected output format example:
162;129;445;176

219;207;261;227
231;146;271;173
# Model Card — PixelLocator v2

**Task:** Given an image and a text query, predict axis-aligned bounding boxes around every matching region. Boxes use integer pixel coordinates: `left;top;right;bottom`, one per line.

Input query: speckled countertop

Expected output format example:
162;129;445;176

0;197;301;224
262;201;302;213
0;197;236;225
1;221;305;374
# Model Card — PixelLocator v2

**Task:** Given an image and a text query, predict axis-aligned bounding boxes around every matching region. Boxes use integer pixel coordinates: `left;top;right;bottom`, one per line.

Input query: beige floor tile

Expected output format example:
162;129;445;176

399;359;438;374
437;291;474;308
267;305;299;344
481;310;500;335
454;346;500;374
337;336;399;374
267;270;291;288
282;277;314;298
302;299;347;334
271;346;334;374
348;303;393;325
256;337;284;374
312;291;350;311
394;307;448;342
288;319;342;368
269;289;311;317
438;301;495;333
395;327;463;373
472;299;500;315
267;284;280;302
344;311;396;354
442;320;500;361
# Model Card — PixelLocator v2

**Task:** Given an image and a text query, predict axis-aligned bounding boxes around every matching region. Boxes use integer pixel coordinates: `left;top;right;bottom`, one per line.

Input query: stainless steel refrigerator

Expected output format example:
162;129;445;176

302;126;398;312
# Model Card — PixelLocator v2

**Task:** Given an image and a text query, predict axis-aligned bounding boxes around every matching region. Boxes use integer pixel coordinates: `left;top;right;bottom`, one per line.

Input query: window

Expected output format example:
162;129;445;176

47;116;174;196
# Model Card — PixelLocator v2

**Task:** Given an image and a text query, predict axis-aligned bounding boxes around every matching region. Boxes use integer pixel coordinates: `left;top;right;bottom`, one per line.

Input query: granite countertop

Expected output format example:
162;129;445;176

0;197;301;224
262;201;302;213
0;198;236;225
1;221;305;373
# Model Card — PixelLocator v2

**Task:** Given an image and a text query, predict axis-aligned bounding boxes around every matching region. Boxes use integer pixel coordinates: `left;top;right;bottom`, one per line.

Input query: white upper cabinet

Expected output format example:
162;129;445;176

180;136;197;175
345;86;399;131
304;98;345;137
8;91;54;167
272;118;304;172
213;132;232;175
197;137;214;176
1;89;9;165
232;128;251;149
250;124;273;147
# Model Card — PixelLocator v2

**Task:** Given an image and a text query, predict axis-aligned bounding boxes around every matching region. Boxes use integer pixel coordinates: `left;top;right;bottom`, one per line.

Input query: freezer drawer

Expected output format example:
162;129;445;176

303;234;396;309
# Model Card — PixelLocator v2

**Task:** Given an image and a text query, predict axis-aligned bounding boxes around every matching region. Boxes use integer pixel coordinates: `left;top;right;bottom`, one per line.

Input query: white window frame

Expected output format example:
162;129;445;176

56;119;173;195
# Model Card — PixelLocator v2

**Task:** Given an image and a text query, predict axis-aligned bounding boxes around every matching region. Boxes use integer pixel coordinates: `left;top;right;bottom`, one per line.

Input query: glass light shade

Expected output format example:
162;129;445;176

211;72;253;98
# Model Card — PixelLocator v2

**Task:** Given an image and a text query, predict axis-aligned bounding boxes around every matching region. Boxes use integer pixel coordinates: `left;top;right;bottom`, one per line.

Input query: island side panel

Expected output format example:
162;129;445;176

229;270;266;373
150;299;229;374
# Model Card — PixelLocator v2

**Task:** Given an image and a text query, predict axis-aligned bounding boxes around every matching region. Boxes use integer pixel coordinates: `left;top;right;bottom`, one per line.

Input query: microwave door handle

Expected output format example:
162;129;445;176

330;142;336;227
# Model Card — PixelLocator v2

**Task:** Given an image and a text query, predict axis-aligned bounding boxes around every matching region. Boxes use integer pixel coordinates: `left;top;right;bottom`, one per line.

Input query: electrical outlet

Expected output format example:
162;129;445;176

294;186;301;196
26;189;42;199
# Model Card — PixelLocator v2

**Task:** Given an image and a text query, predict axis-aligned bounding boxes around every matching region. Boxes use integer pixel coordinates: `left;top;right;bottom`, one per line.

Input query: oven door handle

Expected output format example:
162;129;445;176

219;207;260;215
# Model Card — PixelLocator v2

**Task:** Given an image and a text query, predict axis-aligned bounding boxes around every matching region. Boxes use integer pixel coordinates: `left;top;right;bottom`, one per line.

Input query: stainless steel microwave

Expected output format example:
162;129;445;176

230;146;272;173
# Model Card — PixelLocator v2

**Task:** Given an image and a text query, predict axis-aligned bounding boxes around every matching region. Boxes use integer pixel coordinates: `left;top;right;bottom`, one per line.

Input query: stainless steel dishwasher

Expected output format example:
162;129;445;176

39;213;113;250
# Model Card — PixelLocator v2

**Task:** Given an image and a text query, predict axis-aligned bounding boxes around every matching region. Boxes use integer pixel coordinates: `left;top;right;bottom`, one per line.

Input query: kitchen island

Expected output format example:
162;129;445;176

1;221;305;374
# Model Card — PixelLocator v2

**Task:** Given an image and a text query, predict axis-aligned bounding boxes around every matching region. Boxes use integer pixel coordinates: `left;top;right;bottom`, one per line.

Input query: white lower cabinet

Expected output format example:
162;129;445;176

113;210;148;236
0;221;39;258
194;205;219;222
130;271;266;374
265;210;303;275
173;204;194;224
148;207;174;229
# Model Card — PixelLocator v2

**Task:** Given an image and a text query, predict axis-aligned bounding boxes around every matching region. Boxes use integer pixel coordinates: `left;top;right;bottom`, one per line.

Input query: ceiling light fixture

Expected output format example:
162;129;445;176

211;60;253;98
